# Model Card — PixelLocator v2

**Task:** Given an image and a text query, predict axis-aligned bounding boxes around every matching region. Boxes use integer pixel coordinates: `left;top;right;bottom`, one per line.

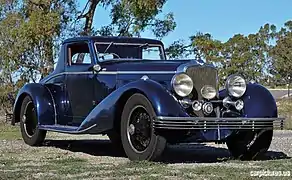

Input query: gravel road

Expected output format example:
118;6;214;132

269;131;292;156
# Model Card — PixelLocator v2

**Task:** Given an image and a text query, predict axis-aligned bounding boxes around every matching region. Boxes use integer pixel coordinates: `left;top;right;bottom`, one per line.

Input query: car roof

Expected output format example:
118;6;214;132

63;36;163;45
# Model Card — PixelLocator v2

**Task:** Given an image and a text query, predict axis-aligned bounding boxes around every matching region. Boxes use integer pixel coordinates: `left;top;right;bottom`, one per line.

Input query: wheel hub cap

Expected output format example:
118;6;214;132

127;106;152;153
22;115;26;123
128;124;135;135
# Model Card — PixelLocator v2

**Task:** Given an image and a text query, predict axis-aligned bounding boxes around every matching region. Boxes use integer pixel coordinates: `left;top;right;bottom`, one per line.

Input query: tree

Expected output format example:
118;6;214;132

180;25;276;85
165;40;192;59
270;21;292;85
78;0;176;38
0;0;79;85
77;0;103;35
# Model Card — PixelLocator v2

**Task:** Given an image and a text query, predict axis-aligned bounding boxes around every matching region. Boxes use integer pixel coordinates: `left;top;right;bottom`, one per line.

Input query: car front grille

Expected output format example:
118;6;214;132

186;65;218;116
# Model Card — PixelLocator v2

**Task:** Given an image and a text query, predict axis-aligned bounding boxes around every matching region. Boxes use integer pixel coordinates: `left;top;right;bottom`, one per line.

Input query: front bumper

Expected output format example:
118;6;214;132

154;116;285;131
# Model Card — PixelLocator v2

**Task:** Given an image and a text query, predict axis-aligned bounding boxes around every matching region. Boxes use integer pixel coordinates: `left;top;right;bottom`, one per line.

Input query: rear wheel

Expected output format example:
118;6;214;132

20;96;46;146
226;130;273;160
120;93;166;161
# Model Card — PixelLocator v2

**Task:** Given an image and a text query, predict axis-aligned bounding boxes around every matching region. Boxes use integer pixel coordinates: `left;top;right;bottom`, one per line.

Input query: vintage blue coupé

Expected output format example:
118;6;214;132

12;36;284;161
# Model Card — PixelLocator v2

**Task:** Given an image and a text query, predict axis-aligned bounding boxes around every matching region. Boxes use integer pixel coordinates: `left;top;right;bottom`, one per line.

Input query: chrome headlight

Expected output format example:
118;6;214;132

201;85;216;99
226;75;246;98
172;73;193;97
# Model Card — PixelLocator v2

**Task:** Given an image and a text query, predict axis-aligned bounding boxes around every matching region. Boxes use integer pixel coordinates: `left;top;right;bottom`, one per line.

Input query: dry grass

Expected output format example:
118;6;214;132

277;98;292;129
0;122;22;140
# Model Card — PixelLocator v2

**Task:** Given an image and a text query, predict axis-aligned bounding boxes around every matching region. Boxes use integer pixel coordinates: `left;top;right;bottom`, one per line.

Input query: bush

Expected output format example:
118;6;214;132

0;85;16;114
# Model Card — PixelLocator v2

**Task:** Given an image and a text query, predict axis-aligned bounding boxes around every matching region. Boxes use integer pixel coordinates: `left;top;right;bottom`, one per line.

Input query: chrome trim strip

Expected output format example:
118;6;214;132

77;124;97;133
98;71;117;75
156;116;285;121
176;61;216;73
95;42;163;46
39;124;97;134
44;71;176;83
44;86;57;124
153;127;276;130
43;72;94;82
43;73;64;83
116;71;176;74
154;116;285;130
66;71;92;75
95;42;164;48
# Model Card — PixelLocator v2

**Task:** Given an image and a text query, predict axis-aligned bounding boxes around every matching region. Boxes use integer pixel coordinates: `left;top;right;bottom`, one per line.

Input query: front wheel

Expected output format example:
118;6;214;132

120;93;166;161
226;130;273;160
20;96;46;146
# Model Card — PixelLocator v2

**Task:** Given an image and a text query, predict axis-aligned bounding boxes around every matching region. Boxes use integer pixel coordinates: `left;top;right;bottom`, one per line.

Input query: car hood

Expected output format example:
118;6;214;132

101;60;192;72
101;59;204;90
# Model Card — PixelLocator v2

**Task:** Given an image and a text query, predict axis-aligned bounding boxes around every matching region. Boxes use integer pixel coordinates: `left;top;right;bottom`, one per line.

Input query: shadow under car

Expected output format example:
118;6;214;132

43;139;290;163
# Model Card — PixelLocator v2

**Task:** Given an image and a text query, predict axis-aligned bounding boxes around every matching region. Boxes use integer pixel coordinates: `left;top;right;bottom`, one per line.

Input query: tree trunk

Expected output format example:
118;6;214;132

79;0;100;35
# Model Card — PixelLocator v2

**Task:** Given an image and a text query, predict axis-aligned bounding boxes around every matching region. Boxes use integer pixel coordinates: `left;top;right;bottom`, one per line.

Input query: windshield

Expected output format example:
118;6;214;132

94;42;165;62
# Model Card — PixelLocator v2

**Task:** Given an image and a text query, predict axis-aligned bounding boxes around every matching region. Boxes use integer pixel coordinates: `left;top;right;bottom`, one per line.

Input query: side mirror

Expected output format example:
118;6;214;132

93;64;101;72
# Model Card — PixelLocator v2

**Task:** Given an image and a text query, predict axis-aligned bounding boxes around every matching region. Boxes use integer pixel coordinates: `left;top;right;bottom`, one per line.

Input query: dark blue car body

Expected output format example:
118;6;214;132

12;36;283;144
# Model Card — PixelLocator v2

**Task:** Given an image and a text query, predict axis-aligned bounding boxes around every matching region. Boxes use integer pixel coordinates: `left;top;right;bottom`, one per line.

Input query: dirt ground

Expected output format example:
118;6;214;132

0;117;292;179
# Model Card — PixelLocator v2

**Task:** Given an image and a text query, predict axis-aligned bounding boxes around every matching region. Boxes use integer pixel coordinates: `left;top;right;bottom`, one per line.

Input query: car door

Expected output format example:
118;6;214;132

63;42;96;126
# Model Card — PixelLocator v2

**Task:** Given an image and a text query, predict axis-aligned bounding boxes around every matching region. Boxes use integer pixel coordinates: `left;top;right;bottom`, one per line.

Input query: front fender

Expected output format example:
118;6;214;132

201;83;278;141
12;83;55;125
123;79;188;117
79;78;188;132
219;83;277;118
243;83;277;118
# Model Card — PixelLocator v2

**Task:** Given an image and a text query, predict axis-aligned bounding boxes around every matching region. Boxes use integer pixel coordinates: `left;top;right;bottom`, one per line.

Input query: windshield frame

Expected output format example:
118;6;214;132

94;41;166;62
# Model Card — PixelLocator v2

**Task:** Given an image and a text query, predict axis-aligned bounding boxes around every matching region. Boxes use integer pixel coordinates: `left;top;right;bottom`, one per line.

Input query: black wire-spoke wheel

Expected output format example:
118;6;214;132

20;96;46;146
226;129;273;160
127;105;152;153
121;93;166;161
22;101;37;137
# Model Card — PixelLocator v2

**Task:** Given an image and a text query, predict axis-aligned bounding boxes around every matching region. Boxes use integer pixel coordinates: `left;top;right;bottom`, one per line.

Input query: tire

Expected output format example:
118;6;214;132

120;93;166;161
20;96;46;146
226;130;273;160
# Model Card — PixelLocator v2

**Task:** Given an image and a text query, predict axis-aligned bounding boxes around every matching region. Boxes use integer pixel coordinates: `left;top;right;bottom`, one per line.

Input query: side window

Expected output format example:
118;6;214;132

142;46;162;60
67;42;92;66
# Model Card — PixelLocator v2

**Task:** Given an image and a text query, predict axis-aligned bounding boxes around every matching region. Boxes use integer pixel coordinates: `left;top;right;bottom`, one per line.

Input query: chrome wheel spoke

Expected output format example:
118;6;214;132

127;106;152;152
23;102;37;137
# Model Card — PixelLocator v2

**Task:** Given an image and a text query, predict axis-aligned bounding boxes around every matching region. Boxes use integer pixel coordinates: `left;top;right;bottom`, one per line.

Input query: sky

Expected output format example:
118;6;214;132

78;0;292;46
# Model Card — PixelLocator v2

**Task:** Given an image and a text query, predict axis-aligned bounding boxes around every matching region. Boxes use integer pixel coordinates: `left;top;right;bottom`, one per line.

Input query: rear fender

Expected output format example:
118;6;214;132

12;83;55;125
79;78;188;132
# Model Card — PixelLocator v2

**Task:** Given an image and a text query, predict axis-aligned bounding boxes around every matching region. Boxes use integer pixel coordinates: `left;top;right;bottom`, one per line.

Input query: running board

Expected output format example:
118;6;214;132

38;124;97;134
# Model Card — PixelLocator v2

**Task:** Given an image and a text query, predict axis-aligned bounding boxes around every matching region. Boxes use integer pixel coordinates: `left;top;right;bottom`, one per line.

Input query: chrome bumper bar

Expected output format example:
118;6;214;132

153;116;285;131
